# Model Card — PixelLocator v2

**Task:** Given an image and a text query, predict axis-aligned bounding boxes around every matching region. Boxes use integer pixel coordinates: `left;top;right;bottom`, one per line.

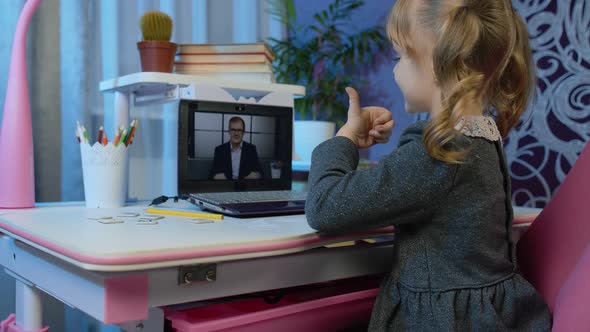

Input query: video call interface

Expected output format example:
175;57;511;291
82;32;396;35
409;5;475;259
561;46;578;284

186;109;292;184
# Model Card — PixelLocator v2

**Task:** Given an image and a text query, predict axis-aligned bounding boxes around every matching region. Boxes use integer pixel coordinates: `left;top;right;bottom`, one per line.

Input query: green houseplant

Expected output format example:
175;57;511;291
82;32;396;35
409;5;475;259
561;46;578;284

137;11;177;73
267;0;389;160
268;0;389;125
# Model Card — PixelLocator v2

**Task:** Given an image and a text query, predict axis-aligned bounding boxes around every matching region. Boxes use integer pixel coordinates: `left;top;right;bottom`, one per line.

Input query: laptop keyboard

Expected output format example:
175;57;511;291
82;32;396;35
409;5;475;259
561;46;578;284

194;190;307;204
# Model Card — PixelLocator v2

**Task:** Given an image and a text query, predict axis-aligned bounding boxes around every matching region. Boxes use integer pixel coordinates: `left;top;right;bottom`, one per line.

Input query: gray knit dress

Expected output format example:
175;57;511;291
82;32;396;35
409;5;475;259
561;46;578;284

305;119;552;331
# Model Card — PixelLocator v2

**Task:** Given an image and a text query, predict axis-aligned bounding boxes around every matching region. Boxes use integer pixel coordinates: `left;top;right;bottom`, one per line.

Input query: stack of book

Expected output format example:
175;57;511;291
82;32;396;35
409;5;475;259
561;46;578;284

174;43;276;83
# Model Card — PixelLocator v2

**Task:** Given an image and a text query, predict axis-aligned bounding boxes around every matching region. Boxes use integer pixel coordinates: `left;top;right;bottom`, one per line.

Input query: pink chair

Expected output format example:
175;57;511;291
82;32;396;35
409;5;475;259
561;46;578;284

516;141;590;331
552;243;590;331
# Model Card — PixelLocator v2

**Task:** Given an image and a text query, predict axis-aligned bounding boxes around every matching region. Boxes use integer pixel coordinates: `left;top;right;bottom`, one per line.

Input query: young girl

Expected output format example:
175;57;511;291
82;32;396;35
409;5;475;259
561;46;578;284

305;0;552;330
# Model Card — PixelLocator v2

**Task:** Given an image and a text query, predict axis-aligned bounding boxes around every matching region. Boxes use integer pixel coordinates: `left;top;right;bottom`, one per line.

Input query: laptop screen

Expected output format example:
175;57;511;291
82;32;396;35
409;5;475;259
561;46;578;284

178;99;293;194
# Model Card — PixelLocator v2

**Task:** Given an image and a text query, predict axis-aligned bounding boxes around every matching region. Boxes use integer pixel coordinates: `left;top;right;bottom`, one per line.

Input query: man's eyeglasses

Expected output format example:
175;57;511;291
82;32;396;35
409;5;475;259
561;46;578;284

229;128;244;133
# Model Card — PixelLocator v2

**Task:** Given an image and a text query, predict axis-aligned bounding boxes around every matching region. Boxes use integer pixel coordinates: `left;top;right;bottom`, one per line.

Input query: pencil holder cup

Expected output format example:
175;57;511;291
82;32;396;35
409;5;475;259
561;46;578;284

80;143;128;208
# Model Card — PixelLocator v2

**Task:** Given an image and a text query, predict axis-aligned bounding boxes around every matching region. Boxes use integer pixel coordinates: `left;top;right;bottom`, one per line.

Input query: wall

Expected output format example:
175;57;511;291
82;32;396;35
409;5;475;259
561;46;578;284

510;0;589;207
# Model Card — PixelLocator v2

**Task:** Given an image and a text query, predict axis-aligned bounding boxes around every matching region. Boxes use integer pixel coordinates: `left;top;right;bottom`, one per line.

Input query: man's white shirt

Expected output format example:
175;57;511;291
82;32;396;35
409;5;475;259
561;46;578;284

230;141;243;179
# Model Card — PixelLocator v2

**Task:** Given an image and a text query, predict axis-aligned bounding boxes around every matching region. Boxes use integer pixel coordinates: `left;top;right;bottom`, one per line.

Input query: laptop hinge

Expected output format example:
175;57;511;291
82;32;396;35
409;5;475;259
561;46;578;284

178;263;217;285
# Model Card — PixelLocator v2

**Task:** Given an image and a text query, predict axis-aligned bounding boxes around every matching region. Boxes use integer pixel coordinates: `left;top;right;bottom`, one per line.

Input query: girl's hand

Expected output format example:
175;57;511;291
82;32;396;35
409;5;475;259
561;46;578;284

336;87;395;149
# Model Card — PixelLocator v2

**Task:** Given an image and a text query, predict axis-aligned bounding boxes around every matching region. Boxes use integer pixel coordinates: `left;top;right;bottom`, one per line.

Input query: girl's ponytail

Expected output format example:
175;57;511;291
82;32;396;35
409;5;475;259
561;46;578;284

421;1;534;162
425;4;485;163
492;11;535;137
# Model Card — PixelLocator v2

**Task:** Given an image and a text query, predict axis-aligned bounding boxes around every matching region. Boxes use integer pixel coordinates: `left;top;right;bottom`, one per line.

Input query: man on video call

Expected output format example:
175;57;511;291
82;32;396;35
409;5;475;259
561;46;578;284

209;116;263;180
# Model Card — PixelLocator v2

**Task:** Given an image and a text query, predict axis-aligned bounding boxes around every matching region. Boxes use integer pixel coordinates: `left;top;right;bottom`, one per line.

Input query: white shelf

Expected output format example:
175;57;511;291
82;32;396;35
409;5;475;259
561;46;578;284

99;72;305;99
98;72;307;197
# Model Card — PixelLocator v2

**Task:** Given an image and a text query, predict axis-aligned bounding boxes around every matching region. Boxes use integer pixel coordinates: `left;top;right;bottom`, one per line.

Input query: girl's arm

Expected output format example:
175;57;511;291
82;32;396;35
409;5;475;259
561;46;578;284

305;130;458;233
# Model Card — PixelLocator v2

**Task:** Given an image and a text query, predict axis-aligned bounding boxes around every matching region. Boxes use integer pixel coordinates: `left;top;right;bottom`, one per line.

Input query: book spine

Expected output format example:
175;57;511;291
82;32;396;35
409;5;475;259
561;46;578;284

176;44;274;59
174;63;273;73
175;53;273;64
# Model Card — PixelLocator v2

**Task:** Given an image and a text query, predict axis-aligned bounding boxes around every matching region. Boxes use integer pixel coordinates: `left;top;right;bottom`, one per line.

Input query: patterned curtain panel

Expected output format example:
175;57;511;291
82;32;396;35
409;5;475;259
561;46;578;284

509;1;589;207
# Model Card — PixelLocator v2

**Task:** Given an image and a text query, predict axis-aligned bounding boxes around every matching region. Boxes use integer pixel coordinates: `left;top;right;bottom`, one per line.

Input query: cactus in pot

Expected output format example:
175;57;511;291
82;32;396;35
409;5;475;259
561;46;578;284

137;10;177;72
139;11;173;41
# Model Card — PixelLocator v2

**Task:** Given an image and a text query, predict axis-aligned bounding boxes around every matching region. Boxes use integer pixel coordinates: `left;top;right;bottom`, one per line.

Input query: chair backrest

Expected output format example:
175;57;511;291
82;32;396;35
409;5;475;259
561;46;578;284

516;141;590;312
551;243;590;330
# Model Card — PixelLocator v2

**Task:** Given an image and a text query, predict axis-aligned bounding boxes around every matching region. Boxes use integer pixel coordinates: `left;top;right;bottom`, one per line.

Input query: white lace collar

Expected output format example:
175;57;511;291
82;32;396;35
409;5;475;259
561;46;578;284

454;116;501;141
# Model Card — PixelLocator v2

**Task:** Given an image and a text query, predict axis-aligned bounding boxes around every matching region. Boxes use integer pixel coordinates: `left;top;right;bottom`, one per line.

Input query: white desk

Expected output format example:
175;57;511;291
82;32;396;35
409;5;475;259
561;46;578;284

0;203;395;331
0;203;541;331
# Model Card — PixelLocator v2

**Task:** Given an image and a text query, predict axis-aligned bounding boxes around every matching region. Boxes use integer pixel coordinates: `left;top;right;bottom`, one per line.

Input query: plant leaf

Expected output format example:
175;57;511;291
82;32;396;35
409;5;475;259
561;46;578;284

267;0;390;124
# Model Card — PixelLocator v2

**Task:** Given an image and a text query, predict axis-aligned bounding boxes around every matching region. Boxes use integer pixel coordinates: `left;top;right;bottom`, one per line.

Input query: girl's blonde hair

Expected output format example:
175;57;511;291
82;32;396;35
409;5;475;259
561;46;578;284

387;0;535;163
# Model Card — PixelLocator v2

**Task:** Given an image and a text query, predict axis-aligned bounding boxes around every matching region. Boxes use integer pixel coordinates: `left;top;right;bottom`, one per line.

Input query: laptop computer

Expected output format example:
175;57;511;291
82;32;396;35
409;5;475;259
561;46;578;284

177;99;306;217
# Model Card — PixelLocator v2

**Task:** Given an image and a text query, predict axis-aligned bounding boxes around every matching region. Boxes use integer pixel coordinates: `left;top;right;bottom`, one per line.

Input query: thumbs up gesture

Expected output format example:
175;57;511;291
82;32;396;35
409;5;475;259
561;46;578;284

336;87;395;149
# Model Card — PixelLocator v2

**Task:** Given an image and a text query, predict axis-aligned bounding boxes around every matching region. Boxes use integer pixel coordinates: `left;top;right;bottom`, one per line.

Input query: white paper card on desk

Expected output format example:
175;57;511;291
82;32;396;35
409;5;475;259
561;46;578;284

117;212;139;218
97;219;124;224
189;219;215;224
137;220;158;225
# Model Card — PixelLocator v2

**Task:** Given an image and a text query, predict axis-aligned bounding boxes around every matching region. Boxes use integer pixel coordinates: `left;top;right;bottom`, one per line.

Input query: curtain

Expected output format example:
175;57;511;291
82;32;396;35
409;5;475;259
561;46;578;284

0;0;282;330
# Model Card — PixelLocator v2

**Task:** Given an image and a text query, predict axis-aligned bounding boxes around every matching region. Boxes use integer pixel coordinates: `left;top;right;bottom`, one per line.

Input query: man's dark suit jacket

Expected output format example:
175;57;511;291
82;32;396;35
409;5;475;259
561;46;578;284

209;141;263;180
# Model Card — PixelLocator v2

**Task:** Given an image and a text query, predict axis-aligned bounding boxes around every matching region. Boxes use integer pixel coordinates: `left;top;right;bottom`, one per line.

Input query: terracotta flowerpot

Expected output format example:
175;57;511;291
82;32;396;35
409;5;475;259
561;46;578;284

137;40;177;72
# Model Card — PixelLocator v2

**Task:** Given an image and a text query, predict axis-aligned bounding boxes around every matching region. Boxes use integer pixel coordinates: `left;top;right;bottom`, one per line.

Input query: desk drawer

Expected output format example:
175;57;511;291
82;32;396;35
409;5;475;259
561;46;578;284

164;277;381;332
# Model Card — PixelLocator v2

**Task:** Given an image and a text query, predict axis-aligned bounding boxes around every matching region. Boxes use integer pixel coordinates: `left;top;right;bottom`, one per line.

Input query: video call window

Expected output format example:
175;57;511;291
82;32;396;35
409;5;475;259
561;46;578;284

187;111;285;181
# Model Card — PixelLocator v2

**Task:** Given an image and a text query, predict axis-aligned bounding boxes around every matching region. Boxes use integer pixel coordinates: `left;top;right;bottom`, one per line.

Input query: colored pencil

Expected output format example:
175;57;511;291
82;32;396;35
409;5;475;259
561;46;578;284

145;208;224;220
118;129;128;147
113;128;122;146
125;120;138;146
97;126;103;144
